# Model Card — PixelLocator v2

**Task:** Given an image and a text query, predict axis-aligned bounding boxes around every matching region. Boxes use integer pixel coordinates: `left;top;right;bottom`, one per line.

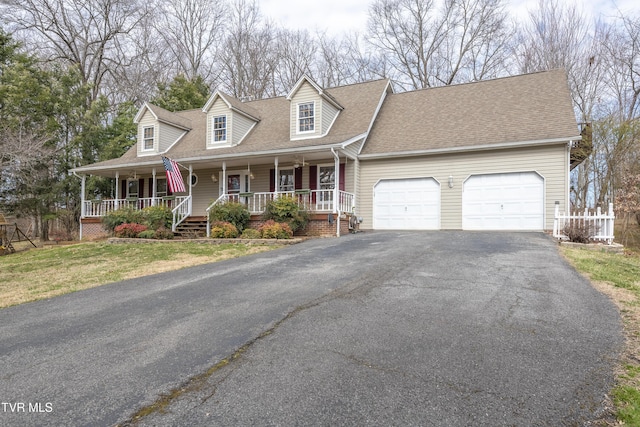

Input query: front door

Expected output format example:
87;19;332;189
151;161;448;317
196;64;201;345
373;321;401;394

219;171;250;196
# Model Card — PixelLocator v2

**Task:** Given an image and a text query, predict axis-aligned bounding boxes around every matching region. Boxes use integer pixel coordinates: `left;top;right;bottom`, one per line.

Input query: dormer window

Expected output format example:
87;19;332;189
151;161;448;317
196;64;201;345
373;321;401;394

143;126;155;150
298;102;315;133
213;115;227;142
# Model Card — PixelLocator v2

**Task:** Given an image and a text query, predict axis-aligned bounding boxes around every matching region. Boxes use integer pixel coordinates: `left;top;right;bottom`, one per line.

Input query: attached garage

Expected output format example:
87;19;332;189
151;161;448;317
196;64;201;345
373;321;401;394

462;172;544;230
373;178;440;230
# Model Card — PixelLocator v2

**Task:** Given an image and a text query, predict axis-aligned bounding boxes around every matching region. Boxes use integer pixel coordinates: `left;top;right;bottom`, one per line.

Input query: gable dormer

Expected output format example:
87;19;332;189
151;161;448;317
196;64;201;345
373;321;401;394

202;91;260;149
133;102;192;157
287;75;344;140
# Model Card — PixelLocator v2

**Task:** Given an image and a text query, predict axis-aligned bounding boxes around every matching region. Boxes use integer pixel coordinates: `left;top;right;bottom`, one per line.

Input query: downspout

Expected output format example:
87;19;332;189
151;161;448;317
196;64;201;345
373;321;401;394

331;148;340;237
567;141;572;212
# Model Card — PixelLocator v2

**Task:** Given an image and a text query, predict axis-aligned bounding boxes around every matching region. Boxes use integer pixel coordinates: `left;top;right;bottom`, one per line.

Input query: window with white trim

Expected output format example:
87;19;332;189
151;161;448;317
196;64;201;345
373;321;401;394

155;178;167;197
127;180;139;198
279;169;294;192
298;102;314;133
318;165;335;190
213;115;227;142
143;126;155;150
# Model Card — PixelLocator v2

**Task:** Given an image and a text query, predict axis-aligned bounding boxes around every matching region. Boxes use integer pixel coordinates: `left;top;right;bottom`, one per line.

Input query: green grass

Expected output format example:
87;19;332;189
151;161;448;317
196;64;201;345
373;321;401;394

0;241;279;308
562;247;640;425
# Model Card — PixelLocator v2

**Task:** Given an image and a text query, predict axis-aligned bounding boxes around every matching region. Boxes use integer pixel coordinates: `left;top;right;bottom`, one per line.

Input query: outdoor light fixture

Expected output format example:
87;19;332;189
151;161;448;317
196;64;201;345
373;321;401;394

211;173;218;183
448;175;454;188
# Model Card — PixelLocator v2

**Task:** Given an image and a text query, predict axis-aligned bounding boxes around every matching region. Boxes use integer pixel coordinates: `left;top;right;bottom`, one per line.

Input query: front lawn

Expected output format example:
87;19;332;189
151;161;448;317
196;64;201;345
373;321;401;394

562;247;640;425
0;242;280;309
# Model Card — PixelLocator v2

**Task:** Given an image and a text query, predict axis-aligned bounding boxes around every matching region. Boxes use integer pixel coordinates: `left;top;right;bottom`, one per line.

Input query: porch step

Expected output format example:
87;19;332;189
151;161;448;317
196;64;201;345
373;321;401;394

175;216;207;238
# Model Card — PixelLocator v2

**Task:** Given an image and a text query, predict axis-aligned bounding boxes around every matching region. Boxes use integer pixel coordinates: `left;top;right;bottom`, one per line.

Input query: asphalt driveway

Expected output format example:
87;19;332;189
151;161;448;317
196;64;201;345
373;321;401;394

0;231;622;426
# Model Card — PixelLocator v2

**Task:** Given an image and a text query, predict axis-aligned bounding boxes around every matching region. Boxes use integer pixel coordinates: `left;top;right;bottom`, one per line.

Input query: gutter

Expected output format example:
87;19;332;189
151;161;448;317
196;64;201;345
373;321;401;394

358;136;582;159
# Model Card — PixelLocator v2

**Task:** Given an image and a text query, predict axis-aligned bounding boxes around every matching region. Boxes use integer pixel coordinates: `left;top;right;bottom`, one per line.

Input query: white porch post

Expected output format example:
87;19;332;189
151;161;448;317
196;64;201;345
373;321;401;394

115;171;120;210
333;152;339;214
80;175;86;218
222;161;227;195
274;157;279;194
188;164;193;213
152;168;157;205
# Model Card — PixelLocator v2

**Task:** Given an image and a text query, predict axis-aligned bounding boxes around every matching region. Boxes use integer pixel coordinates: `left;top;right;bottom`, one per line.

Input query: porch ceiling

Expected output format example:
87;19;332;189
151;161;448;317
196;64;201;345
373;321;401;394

76;149;343;177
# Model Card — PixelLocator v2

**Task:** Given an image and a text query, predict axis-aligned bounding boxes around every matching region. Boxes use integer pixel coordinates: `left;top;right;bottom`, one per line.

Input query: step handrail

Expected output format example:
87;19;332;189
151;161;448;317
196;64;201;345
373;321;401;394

205;195;228;237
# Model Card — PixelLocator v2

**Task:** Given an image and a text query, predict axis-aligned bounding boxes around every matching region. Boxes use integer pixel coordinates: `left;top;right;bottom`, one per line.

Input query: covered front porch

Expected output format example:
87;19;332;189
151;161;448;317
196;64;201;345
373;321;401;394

76;150;358;238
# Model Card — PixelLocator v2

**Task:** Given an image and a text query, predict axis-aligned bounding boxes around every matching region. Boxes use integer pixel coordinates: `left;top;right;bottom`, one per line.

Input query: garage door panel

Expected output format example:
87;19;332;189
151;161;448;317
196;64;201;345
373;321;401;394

374;178;440;230
463;172;543;231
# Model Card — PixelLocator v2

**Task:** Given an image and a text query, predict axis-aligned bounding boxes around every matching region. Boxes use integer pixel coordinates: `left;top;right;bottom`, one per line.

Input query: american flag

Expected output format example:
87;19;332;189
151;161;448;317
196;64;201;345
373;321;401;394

162;157;186;193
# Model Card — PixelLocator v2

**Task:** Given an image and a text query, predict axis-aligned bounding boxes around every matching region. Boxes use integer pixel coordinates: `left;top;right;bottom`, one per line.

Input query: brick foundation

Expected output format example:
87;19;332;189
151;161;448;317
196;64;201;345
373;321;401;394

248;213;352;237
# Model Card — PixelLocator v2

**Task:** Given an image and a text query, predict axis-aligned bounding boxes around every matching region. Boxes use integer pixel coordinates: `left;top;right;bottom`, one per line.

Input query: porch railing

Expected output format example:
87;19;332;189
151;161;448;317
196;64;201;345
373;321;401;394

205;190;355;237
171;196;192;232
82;196;189;218
553;203;615;245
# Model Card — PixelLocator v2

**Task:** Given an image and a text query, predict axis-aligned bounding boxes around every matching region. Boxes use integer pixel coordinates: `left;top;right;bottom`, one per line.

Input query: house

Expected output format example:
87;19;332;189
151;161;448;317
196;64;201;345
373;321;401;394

72;69;583;238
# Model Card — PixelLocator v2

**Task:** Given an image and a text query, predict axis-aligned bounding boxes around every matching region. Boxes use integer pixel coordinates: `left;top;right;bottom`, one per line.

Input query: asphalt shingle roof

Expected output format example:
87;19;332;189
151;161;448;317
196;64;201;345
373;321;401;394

360;69;579;156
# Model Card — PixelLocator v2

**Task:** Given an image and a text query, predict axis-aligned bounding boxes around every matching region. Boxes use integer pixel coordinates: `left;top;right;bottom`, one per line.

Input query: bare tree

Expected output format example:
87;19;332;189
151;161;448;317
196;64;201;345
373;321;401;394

366;0;511;90
218;0;278;100
2;0;146;103
155;0;226;82
273;28;316;93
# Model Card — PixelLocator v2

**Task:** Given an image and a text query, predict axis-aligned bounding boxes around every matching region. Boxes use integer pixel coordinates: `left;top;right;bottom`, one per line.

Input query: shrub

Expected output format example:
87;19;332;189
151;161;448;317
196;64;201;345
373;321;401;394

259;220;293;239
142;205;173;230
114;223;148;238
240;228;262;239
210;221;239;238
262;195;309;232
137;230;157;239
154;227;175;240
103;207;145;233
208;202;250;232
563;222;597;243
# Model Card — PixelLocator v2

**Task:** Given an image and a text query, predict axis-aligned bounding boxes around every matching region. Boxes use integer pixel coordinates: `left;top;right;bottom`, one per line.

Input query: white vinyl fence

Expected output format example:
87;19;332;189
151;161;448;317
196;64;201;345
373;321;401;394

553;203;615;244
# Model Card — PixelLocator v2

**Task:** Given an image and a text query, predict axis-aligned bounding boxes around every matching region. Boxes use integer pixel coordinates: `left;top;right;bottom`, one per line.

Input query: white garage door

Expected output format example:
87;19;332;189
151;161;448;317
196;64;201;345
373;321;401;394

462;172;544;230
374;178;440;229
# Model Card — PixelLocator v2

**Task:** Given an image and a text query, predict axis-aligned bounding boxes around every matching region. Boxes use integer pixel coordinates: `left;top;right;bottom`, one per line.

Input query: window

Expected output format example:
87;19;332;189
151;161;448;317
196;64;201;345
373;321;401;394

191;173;198;187
155;178;167;197
213;115;227;142
279;169;294;192
127;180;139;198
319;166;335;190
298;102;314;133
143;126;154;150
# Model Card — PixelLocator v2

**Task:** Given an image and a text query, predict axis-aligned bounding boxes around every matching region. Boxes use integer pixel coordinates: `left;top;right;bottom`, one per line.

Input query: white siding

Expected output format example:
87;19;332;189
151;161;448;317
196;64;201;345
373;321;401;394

358;144;569;231
232;113;255;145
158;122;186;153
321;101;339;135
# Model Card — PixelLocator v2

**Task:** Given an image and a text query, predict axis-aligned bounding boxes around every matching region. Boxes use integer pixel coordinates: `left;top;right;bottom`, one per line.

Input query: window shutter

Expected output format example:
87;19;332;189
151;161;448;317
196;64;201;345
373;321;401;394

339;163;345;191
295;168;302;190
121;180;126;199
269;169;275;192
139;178;145;198
148;178;153;197
309;165;317;190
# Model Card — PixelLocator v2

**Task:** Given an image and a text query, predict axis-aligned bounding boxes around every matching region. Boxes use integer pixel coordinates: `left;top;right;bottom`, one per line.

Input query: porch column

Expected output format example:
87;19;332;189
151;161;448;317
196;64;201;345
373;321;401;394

80;174;86;218
333;151;340;214
274;157;279;194
115;171;120;210
222;161;227;195
152;168;157;206
188;164;193;213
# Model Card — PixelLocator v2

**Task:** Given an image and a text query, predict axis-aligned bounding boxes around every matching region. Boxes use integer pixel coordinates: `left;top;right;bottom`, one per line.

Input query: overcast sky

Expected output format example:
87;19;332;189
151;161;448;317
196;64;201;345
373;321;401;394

259;0;637;36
